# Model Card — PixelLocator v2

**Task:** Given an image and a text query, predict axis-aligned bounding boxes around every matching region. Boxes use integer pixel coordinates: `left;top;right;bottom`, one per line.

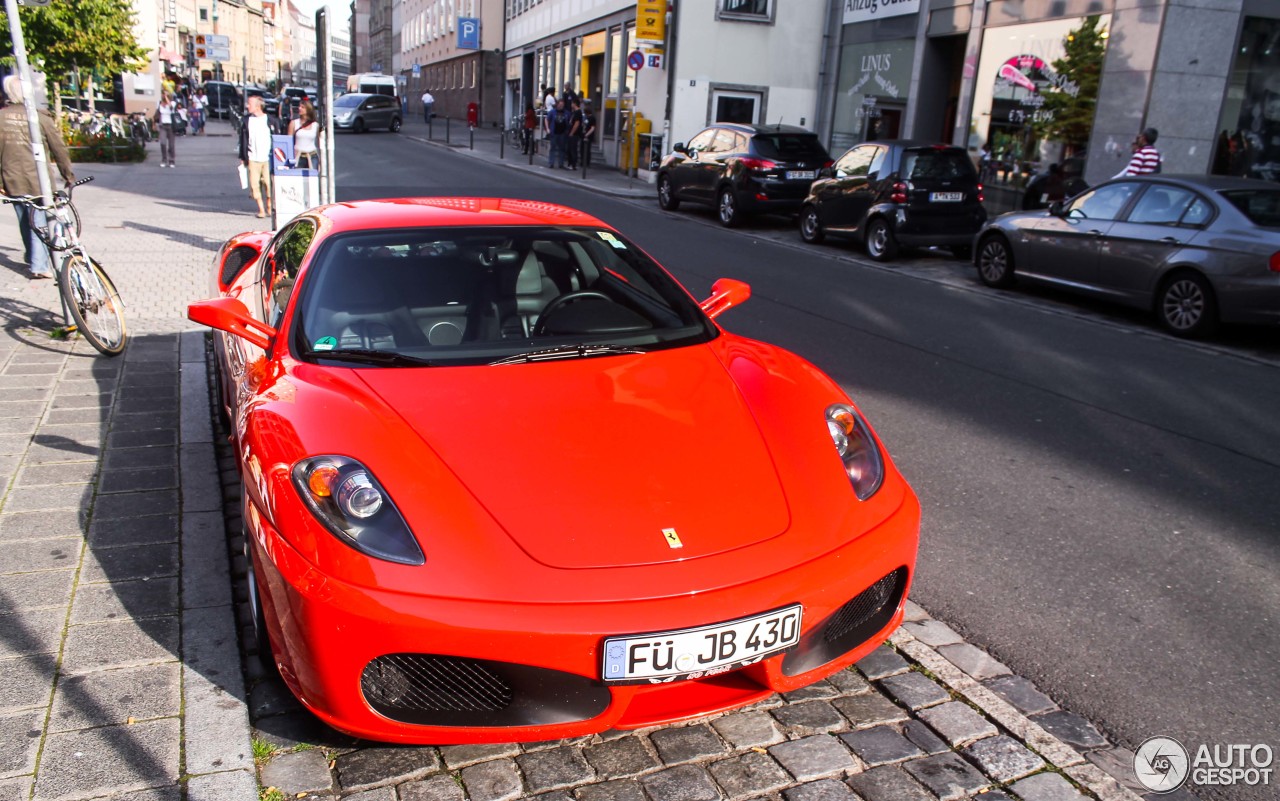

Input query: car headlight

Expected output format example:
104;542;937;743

291;456;424;565
826;404;885;500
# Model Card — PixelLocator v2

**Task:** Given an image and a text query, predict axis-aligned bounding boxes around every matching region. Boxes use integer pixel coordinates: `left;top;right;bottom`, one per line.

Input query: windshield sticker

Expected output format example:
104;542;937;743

313;336;337;351
597;231;628;250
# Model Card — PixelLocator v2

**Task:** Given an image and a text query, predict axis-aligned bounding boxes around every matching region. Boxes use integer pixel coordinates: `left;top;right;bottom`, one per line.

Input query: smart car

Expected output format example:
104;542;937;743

191;198;920;744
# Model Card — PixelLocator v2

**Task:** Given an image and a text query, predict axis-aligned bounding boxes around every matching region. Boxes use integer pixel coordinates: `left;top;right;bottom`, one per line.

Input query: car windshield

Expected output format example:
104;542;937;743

293;225;717;366
334;94;364;109
752;134;829;162
1219;189;1280;228
902;149;978;181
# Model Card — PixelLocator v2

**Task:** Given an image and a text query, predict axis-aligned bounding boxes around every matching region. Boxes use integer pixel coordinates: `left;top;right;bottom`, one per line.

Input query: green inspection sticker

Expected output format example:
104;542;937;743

597;231;627;250
314;336;337;351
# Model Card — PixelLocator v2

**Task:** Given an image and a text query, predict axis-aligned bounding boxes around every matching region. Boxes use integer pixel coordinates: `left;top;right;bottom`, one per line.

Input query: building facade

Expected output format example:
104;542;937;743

399;0;504;124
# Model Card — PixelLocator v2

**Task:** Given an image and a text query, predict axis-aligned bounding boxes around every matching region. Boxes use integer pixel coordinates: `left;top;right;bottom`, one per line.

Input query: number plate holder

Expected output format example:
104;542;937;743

787;170;816;181
930;191;964;202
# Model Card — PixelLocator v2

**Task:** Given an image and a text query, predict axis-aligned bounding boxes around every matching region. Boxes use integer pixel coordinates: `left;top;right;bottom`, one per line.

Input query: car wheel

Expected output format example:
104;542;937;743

976;235;1015;287
390;116;401;132
657;175;680;211
1157;271;1218;338
353;118;365;134
949;244;972;260
799;205;824;244
243;523;279;676
718;186;742;228
864;218;898;262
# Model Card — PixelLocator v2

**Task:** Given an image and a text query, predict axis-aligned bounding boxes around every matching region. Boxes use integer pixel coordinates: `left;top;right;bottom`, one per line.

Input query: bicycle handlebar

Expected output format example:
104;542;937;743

0;176;93;207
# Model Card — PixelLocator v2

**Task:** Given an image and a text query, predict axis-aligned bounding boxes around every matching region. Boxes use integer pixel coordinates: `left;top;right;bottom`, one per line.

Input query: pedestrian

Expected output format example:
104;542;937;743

1020;163;1065;210
521;102;536;154
421;89;434;124
0;75;75;280
155;91;177;167
543;85;556;114
546;98;569;169
580;99;597;168
239;95;274;219
566;97;583;170
289;100;320;171
1115;127;1161;177
561;81;578;107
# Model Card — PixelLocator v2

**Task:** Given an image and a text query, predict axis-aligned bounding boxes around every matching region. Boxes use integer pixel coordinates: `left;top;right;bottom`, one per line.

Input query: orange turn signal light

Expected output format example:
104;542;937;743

308;464;340;497
829;407;857;436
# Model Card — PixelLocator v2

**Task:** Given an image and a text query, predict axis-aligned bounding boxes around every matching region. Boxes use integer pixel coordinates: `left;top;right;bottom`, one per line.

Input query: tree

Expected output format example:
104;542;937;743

1;0;150;112
1033;15;1107;154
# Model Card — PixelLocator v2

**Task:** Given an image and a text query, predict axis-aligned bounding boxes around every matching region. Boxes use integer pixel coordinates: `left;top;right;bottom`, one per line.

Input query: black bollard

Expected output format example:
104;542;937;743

446;117;451;145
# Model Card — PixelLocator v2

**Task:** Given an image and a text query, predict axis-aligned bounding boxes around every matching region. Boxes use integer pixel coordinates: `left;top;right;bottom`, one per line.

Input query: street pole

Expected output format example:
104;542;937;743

3;0;54;206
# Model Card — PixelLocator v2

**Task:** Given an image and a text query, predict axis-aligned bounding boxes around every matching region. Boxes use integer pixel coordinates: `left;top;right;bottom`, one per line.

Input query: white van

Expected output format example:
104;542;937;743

346;73;397;98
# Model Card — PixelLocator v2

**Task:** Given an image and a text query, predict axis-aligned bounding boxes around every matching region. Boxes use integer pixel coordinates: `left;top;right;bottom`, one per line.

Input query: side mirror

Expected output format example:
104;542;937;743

188;297;276;351
1048;201;1064;217
819;166;835;179
699;278;751;320
673;142;688;155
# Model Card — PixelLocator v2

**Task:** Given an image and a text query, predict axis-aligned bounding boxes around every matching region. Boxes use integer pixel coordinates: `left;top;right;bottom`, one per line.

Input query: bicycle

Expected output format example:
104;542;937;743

2;177;128;356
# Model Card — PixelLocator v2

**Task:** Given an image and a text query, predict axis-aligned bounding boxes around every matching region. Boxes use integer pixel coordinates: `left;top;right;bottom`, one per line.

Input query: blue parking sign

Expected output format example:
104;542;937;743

458;17;480;50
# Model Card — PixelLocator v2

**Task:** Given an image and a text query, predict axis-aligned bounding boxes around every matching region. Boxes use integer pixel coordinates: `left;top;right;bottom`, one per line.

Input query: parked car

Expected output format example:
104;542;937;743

203;81;242;119
974;175;1280;338
799;140;988;261
657;123;832;227
332;92;402;132
189;197;920;744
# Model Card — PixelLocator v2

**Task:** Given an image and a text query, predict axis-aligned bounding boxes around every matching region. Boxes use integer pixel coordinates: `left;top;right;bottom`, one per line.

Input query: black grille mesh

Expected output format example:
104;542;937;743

219;245;258;288
824;570;902;643
361;654;515;712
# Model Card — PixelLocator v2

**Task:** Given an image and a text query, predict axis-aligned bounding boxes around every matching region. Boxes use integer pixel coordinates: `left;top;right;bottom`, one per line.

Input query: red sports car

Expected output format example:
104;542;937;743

190;198;920;744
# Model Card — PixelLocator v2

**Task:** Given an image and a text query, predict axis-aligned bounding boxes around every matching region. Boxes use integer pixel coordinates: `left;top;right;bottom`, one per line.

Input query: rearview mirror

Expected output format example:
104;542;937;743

673;142;688;155
188;297;277;351
699;278;751;319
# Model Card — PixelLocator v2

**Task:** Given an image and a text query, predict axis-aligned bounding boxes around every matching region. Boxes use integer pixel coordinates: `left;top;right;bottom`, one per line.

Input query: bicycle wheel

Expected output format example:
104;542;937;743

58;254;127;356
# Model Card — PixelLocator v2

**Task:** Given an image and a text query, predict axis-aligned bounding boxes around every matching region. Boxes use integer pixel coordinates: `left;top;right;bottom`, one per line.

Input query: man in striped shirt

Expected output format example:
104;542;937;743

1116;127;1162;177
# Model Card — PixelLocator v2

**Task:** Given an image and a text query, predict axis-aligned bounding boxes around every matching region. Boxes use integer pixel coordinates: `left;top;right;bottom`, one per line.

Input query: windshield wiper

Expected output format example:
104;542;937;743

311;348;437;367
489;343;645;366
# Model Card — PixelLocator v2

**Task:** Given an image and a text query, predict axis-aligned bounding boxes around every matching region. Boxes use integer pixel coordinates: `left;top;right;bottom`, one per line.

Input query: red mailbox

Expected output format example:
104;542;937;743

466;102;479;128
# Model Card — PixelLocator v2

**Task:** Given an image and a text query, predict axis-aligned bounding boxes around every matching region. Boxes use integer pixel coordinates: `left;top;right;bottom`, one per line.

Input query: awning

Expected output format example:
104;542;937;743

158;47;183;64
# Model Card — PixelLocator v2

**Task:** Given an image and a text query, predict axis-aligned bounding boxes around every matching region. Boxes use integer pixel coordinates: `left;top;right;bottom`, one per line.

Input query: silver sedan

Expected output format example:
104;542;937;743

973;175;1280;338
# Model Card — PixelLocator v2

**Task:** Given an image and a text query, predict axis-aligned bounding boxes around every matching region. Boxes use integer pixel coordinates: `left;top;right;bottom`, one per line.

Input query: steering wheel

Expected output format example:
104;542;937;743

533;291;612;335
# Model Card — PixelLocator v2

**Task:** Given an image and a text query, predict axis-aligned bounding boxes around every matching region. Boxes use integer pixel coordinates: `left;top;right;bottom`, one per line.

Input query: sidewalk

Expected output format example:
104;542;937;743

1;119;1167;801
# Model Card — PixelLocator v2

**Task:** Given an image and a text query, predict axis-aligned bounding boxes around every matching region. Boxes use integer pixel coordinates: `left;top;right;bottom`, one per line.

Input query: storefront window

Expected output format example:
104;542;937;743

1214;17;1280;181
969;14;1109;183
609;29;622;95
832;39;915;151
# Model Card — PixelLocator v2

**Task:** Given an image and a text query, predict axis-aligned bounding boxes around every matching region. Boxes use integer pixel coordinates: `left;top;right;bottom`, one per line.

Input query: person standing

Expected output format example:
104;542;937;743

1116;127;1161;177
566;98;583;170
194;87;208;134
421;89;434;124
289;100;320;170
580;100;597;169
239;95;274;219
0;75;75;279
546;98;569;169
521;102;536;154
155;92;177;167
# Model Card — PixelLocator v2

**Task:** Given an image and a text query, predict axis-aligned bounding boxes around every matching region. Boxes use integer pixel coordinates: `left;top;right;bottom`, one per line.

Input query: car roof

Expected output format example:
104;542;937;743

313;198;610;235
1114;174;1279;192
707;123;818;136
856;139;964;150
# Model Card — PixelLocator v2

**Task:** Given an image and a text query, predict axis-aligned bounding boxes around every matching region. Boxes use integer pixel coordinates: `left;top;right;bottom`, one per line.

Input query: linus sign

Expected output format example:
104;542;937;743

844;0;921;25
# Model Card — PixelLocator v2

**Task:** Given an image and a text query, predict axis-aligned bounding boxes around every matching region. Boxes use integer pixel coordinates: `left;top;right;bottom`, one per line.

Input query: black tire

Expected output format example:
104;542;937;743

657;174;680;211
389;116;401;132
717;186;742;228
353;118;366;134
58;255;127;356
799;204;824;244
976;235;1015;288
864;217;898;262
32;203;82;251
244;525;280;677
1156;271;1218;338
949;244;973;260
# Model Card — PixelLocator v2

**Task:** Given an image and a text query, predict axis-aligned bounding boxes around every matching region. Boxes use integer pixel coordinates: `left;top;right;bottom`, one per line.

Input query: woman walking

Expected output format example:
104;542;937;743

155;92;177;167
289;101;320;170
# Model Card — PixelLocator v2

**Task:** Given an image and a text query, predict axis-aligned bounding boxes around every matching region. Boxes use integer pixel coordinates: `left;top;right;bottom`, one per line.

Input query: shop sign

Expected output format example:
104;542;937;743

636;0;667;45
843;0;920;26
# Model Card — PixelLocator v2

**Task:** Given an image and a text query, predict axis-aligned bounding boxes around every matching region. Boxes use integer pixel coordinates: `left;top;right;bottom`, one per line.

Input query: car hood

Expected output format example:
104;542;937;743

353;346;791;569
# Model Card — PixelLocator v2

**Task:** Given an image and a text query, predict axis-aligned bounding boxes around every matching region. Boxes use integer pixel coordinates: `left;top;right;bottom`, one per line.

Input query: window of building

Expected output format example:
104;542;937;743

1213;16;1280;182
717;0;773;23
711;88;762;124
199;7;208;22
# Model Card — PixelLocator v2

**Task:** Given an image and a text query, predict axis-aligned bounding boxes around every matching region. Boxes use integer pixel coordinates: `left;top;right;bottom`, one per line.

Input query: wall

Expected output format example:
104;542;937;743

506;0;636;50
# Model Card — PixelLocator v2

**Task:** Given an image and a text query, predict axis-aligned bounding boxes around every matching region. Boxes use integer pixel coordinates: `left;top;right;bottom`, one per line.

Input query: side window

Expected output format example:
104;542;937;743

1126;186;1196;225
686;129;715;153
711;128;739;153
835;146;876;178
867;147;887;179
735;132;750;152
1066;183;1138;222
261;219;317;322
1180;196;1214;227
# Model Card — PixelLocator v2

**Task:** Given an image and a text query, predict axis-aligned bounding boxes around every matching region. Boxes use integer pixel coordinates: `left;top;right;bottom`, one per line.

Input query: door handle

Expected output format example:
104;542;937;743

1160;237;1180;245
1088;229;1104;236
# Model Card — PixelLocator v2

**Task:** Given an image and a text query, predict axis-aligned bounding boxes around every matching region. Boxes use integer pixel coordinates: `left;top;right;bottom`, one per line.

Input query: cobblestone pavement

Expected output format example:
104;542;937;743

1;117;1186;801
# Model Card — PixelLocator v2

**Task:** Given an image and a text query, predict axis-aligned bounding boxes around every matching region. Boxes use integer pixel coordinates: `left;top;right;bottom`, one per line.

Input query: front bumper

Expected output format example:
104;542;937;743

248;493;919;744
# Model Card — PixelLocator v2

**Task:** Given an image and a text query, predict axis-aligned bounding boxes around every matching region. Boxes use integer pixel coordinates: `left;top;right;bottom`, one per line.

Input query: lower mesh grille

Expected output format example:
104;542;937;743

824;569;903;643
361;654;514;713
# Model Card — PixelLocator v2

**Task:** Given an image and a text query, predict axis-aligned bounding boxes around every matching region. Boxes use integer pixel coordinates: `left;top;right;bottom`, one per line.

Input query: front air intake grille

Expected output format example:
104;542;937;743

361;654;514;713
824;569;903;643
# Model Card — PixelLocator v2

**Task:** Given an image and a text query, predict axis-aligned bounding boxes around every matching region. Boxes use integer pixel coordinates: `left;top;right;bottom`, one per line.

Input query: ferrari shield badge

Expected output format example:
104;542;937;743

662;528;683;549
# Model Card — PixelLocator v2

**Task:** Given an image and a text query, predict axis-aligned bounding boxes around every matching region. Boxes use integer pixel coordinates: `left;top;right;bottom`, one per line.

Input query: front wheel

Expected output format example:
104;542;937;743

718;186;742;228
1157;272;1218;338
976;236;1015;287
353;118;366;134
389;116;401;132
799;205;824;244
657;175;680;211
864;218;898;262
58;254;127;356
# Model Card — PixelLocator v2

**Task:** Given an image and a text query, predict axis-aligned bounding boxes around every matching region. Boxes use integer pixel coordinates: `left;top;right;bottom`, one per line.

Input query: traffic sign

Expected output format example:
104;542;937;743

196;46;231;61
195;34;229;48
628;50;645;71
412;63;421;77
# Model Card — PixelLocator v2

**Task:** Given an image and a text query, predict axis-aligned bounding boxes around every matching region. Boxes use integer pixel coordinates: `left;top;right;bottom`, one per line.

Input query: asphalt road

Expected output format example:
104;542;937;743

334;131;1280;801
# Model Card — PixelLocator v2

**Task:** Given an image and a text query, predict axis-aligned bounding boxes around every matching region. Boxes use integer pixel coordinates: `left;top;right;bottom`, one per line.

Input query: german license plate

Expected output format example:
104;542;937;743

930;192;964;202
787;170;816;180
602;604;803;684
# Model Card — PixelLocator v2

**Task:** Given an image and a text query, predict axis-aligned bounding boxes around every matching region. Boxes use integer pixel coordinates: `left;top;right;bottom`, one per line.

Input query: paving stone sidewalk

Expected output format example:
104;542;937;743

1;117;1181;801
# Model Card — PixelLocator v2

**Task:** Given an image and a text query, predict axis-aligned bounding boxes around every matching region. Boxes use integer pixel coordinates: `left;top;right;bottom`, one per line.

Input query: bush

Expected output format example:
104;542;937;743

64;128;145;163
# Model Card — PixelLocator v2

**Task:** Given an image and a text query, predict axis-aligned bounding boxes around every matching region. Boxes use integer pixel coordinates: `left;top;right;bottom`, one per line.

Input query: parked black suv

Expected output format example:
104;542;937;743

799;140;987;261
657;123;832;227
